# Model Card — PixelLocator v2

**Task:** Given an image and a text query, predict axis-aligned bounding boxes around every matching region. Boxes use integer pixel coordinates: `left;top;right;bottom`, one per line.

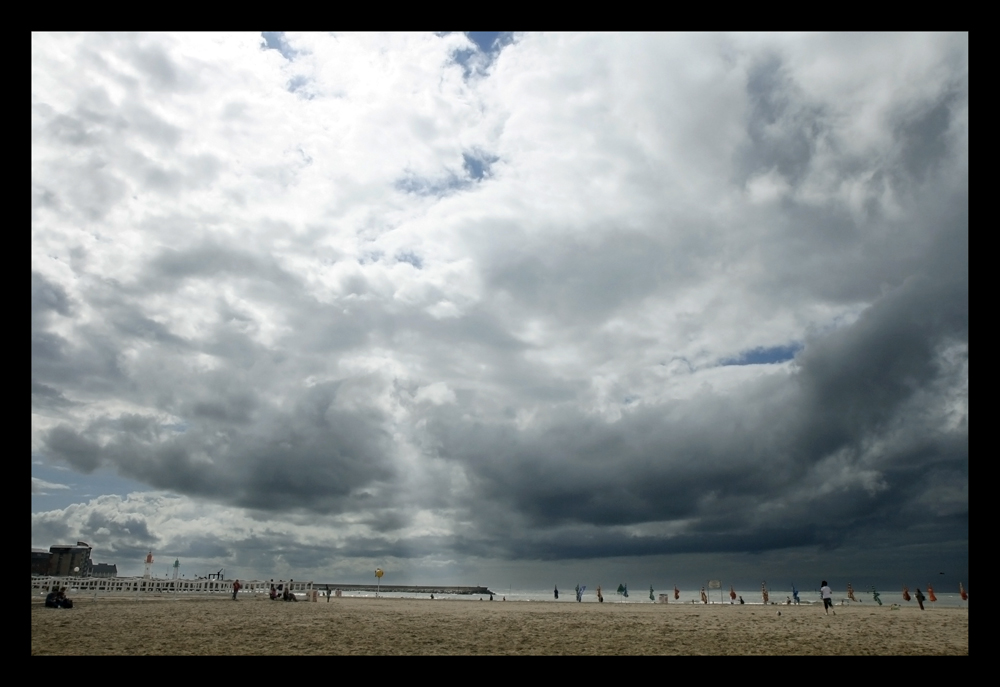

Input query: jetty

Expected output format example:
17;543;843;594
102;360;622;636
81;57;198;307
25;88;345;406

312;584;493;595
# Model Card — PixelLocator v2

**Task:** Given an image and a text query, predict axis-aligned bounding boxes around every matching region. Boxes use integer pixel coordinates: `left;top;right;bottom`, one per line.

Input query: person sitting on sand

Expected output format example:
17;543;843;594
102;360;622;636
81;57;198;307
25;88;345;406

45;589;60;608
53;587;73;608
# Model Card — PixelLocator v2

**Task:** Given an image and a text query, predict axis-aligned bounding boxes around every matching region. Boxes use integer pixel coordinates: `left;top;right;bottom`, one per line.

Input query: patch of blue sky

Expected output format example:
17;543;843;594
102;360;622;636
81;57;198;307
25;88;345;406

463;152;498;180
32;462;153;512
451;32;514;78
395;173;471;198
453;47;478;77
396;152;497;198
467;32;503;52
261;32;298;60
720;343;802;366
286;75;315;99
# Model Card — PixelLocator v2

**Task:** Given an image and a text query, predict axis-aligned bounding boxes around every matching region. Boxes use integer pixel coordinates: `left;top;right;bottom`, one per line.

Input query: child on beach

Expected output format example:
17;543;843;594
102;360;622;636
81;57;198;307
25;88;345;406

821;581;834;615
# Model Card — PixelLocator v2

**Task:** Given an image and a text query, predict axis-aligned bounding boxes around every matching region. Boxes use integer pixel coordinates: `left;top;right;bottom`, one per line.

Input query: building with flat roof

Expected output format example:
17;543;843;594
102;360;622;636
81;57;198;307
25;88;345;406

31;548;51;575
48;541;93;577
91;563;118;578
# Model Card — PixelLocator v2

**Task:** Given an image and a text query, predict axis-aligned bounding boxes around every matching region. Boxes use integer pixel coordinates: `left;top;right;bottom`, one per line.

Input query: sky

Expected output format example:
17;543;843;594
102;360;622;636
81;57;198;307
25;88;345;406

31;32;968;589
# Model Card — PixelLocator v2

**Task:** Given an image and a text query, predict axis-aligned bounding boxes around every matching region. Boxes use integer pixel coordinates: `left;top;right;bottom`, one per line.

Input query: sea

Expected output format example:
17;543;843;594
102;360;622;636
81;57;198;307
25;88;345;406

329;587;969;608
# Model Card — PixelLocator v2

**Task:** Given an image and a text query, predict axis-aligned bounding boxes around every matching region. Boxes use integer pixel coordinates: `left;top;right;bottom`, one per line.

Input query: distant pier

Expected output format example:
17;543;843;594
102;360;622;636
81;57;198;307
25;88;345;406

314;584;494;595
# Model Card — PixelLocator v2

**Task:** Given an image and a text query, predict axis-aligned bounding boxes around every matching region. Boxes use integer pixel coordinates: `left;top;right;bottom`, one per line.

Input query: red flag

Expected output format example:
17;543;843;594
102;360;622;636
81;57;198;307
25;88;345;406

902;586;911;601
959;583;967;601
730;585;736;601
927;585;937;602
673;585;679;600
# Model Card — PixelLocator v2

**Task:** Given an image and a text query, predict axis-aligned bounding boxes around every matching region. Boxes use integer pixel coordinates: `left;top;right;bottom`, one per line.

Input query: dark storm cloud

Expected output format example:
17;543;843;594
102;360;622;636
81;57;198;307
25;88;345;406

739;54;826;186
42;381;397;513
84;509;158;546
32;271;72;320
31;381;75;410
895;90;961;186
140;242;301;294
419;243;967;559
485;230;683;326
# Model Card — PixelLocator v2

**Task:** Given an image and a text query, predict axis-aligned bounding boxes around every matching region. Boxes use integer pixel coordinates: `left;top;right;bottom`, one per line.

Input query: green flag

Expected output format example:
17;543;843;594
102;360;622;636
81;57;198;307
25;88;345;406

617;583;625;595
650;585;655;601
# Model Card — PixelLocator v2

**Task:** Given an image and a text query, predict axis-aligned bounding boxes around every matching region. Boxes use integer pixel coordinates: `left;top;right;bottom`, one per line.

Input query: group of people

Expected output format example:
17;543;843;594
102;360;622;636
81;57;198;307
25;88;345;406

230;577;304;601
44;587;73;609
268;582;299;601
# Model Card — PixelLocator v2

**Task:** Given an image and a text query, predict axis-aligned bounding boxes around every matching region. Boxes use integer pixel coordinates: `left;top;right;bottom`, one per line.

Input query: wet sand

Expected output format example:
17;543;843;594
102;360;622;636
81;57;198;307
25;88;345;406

31;596;968;655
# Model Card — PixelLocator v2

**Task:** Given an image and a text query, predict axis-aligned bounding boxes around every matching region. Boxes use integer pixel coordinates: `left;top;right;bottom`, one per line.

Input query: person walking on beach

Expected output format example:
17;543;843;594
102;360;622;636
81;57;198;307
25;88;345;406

232;579;241;600
915;588;926;610
554;585;559;600
820;580;834;615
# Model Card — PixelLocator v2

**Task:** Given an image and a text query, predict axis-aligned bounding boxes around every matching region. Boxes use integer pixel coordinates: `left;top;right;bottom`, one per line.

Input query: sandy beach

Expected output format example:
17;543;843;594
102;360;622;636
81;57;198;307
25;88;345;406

31;596;968;655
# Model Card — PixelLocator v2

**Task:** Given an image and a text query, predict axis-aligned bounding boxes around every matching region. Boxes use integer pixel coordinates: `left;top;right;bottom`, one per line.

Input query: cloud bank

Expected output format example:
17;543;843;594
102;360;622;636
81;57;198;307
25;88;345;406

32;33;967;586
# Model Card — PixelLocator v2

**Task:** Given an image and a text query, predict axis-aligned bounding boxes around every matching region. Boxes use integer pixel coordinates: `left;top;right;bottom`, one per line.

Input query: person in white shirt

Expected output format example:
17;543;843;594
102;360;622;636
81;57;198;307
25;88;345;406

821;580;835;615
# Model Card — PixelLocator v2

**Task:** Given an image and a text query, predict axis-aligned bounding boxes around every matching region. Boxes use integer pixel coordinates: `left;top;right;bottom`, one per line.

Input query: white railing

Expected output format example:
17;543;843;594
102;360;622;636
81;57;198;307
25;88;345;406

31;576;315;597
